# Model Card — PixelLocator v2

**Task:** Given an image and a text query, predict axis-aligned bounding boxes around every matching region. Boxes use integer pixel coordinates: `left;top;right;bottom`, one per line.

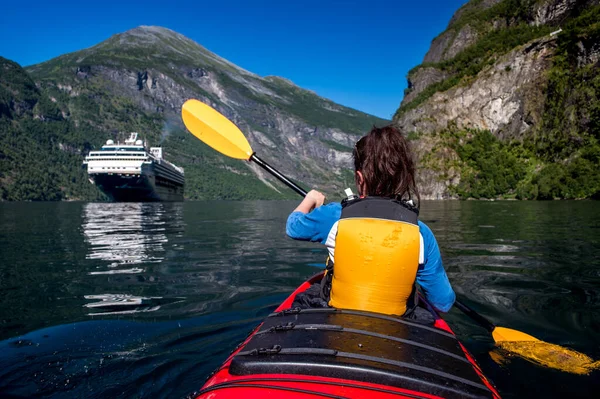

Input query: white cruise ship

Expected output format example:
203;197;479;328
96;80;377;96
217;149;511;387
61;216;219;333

83;133;184;202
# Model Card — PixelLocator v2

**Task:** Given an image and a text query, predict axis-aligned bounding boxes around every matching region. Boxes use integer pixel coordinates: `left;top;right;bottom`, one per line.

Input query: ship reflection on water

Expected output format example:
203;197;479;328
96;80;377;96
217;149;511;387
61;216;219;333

81;202;184;315
82;202;172;269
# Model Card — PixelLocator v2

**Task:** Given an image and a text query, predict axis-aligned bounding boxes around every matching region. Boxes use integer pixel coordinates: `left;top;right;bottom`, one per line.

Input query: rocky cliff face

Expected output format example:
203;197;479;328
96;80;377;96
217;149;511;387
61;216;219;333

401;37;555;139
23;26;388;200
395;0;600;199
420;0;586;66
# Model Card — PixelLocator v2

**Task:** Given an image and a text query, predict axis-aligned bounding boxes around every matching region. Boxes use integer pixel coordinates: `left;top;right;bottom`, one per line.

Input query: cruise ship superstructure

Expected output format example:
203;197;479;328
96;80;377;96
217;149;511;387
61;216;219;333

83;133;184;202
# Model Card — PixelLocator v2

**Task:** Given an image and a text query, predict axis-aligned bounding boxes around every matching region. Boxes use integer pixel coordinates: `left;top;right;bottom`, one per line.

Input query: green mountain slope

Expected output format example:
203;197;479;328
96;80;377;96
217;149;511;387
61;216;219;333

0;57;103;200
2;26;388;201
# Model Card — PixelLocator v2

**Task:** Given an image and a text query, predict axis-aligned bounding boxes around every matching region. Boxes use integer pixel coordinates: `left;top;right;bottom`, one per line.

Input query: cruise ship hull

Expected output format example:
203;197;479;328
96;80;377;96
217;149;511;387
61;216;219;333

84;133;185;202
90;173;184;202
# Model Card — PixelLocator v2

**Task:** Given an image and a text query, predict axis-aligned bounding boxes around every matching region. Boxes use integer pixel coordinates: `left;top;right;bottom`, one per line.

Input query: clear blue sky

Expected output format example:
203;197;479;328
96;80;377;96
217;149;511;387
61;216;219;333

0;0;466;119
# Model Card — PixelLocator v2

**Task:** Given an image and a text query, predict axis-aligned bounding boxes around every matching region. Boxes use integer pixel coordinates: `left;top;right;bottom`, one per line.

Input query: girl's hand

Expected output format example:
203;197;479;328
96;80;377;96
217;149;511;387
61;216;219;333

293;190;326;214
307;190;326;208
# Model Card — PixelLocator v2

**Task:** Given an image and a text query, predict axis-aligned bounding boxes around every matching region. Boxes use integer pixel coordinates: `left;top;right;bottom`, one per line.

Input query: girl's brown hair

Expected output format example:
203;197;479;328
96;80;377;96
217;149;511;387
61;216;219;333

353;125;420;205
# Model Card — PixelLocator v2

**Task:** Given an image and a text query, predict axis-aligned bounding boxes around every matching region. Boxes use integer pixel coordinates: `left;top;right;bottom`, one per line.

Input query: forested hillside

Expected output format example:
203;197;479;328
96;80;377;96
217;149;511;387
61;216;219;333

0;57;103;200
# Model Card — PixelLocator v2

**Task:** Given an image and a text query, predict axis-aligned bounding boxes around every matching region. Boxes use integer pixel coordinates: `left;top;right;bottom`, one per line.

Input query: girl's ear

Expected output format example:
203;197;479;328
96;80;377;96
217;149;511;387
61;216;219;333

356;171;366;196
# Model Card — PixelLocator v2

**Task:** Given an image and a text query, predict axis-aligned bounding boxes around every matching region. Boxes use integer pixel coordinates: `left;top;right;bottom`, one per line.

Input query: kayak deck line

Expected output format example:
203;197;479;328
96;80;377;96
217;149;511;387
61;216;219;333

259;310;463;356
269;307;457;339
254;323;471;363
234;346;489;391
195;272;502;399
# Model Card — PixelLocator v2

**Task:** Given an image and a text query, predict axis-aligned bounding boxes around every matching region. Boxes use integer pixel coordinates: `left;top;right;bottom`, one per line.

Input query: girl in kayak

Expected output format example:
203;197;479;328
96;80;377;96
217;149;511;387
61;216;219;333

286;125;455;315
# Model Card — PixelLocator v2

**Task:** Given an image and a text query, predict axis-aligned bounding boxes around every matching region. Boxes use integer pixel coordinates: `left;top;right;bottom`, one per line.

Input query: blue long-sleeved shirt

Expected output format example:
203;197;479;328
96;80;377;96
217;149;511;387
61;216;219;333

286;202;455;312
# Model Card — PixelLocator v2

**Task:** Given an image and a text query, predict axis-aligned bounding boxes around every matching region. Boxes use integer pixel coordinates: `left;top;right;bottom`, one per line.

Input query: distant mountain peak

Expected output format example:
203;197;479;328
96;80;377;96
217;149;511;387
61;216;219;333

102;25;197;50
90;25;258;77
132;25;178;35
121;25;191;43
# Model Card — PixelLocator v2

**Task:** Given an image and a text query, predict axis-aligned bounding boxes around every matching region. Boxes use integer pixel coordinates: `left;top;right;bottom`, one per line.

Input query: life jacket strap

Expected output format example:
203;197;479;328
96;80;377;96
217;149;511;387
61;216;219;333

320;256;334;301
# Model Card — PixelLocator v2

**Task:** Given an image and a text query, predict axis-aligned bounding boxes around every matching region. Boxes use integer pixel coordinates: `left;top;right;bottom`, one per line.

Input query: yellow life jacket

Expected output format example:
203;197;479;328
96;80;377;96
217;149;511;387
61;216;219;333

328;197;420;316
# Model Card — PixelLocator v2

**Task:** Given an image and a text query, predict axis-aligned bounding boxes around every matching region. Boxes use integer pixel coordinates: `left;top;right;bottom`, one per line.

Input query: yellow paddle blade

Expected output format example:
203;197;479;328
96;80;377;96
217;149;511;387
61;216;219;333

181;99;253;160
492;327;540;342
496;341;600;375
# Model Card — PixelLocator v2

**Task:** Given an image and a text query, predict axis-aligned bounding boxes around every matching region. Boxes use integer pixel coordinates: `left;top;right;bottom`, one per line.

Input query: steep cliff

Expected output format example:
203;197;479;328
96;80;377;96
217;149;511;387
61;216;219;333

2;26;388;201
395;0;600;200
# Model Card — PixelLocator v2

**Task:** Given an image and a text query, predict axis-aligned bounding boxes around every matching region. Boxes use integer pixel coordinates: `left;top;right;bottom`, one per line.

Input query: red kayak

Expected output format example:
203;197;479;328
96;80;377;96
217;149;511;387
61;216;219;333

195;273;501;399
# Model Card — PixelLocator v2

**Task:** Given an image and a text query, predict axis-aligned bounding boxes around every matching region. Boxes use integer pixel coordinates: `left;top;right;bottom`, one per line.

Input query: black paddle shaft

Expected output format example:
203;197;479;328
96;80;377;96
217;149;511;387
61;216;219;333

454;300;496;333
250;153;308;197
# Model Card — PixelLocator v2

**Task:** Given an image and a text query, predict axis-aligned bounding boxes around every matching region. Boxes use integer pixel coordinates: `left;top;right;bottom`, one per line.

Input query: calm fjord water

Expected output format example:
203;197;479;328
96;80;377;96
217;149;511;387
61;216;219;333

0;201;598;398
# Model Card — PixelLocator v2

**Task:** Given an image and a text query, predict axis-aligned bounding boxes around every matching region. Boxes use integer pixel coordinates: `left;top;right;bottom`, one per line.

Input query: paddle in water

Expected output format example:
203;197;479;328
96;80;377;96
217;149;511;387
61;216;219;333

180;98;599;375
455;300;600;374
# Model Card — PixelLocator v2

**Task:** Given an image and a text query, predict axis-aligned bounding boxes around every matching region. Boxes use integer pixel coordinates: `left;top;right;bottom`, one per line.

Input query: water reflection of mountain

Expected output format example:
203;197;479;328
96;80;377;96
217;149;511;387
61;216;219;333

82;202;183;273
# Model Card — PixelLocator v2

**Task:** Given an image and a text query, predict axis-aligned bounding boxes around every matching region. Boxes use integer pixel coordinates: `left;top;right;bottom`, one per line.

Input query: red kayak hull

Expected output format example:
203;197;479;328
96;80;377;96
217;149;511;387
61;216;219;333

195;273;501;399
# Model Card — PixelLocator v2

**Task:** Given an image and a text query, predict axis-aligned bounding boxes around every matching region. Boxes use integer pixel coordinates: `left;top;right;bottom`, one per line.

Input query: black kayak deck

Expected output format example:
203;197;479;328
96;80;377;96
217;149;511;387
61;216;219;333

230;307;495;399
